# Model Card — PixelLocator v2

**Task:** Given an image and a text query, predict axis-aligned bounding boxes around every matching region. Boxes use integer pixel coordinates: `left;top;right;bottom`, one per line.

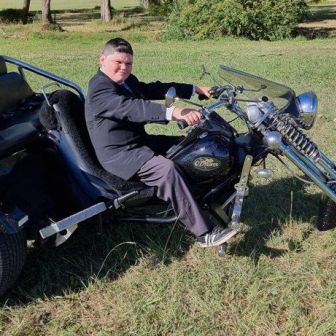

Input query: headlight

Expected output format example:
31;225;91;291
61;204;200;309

295;91;318;130
246;102;263;125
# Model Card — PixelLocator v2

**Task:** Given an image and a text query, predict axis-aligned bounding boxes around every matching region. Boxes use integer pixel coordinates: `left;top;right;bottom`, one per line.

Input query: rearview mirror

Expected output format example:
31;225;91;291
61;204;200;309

165;87;176;107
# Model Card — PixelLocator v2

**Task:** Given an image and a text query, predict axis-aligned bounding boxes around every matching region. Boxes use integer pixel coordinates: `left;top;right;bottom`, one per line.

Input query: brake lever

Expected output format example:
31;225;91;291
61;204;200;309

209;86;225;99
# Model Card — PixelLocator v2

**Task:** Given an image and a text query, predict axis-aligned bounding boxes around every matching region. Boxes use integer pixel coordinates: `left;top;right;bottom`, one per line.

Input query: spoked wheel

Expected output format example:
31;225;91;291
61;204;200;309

317;196;336;231
0;230;27;296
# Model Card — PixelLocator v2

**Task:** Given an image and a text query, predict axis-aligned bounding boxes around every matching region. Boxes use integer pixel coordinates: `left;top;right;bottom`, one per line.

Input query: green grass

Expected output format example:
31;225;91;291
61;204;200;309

1;24;336;336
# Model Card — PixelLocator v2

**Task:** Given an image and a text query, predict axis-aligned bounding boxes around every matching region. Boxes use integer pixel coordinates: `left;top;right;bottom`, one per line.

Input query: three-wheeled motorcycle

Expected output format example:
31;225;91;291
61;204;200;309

0;56;335;296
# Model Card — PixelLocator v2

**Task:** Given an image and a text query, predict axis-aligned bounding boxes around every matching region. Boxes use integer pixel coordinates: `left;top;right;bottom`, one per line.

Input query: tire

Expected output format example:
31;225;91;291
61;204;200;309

317;196;336;231
0;230;27;296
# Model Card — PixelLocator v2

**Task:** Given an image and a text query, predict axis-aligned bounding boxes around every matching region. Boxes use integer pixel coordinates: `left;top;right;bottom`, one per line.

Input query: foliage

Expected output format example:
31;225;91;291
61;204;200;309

147;0;175;16
166;0;310;40
41;23;64;32
307;0;327;3
0;8;33;23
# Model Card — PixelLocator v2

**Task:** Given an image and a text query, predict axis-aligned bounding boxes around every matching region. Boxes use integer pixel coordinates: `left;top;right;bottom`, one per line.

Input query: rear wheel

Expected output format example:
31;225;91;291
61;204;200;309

317;196;336;231
0;230;27;296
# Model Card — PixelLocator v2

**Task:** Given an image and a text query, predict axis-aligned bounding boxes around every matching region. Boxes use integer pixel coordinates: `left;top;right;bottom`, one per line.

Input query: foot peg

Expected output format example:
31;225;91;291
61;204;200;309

39;191;140;244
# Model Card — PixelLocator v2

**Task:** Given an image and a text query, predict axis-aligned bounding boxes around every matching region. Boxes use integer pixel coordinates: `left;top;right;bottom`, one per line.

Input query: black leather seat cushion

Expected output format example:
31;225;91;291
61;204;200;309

0;71;40;158
0;72;34;115
0;123;38;158
39;90;154;196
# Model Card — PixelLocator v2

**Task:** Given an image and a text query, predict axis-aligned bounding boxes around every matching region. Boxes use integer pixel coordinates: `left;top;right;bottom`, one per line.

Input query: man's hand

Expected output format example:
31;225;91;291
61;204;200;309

172;107;203;126
195;86;212;99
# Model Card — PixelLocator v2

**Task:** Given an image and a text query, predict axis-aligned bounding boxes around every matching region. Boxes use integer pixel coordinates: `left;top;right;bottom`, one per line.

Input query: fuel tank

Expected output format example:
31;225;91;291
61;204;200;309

173;134;234;183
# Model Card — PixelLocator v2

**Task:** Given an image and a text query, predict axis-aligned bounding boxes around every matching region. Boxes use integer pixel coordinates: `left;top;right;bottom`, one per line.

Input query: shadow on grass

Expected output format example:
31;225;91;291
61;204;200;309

1;176;322;305
296;3;336;38
2;215;191;306
230;176;320;261
296;27;336;38
309;4;336;22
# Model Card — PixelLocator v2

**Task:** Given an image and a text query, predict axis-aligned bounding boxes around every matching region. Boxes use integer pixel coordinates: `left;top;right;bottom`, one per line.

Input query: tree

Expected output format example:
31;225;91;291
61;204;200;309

140;0;149;8
141;0;175;15
22;0;31;24
101;0;112;22
166;0;309;40
42;0;53;25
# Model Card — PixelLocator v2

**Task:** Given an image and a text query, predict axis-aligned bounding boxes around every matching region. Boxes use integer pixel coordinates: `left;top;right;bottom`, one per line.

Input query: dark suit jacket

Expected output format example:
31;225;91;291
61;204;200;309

85;70;193;180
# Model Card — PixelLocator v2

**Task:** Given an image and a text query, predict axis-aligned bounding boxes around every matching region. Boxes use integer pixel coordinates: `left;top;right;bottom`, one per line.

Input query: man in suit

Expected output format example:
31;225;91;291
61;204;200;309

85;37;237;247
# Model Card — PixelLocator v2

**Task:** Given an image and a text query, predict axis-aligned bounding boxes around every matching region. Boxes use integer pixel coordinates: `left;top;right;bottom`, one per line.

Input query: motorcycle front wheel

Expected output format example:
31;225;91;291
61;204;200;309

317;195;336;231
0;229;27;296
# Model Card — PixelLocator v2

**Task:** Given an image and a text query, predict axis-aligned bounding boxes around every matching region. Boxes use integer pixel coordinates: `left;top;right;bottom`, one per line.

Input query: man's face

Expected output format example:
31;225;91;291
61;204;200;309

100;51;133;83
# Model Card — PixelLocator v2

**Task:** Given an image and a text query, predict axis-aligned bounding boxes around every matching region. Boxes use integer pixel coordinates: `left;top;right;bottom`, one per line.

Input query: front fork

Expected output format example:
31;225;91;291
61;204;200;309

218;154;253;255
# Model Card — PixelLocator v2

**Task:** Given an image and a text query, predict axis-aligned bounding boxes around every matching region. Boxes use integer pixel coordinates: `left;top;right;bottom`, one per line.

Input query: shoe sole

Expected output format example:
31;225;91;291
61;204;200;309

198;229;238;248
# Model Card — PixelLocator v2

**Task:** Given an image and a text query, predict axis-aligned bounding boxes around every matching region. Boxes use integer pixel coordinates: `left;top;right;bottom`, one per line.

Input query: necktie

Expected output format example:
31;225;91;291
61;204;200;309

120;83;133;95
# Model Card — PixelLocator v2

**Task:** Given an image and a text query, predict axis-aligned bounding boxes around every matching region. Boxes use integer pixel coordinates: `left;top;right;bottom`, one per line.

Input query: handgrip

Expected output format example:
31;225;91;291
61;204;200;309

177;120;188;130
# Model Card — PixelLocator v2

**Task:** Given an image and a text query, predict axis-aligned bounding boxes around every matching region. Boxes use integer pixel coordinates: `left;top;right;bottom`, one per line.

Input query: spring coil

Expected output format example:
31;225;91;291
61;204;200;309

268;114;320;161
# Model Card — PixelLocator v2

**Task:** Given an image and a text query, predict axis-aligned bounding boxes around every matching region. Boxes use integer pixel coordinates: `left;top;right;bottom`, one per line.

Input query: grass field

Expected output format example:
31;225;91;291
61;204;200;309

0;2;336;336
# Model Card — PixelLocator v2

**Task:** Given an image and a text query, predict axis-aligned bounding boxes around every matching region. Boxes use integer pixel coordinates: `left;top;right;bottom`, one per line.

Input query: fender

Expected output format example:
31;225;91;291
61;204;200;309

0;207;28;234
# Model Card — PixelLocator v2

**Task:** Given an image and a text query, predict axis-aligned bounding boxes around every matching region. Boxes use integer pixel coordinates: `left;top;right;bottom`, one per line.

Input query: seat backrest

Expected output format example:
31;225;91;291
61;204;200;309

39;90;148;196
0;72;34;115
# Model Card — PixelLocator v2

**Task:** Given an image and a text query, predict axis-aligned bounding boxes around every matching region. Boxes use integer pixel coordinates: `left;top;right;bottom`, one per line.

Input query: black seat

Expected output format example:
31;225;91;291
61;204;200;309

0;58;42;158
39;89;155;200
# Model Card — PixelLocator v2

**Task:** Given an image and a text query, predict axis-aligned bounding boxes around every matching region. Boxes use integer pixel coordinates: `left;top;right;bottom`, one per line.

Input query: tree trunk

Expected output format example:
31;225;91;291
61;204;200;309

101;0;112;22
42;0;53;25
22;0;31;24
140;0;149;9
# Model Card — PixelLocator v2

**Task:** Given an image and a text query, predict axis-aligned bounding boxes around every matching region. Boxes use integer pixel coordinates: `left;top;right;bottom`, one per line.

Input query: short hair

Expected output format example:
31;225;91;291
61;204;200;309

102;37;133;56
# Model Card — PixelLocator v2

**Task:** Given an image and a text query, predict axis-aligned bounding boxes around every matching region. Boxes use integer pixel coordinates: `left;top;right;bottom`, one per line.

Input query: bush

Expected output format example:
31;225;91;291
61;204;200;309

148;0;175;16
0;9;30;23
166;0;309;40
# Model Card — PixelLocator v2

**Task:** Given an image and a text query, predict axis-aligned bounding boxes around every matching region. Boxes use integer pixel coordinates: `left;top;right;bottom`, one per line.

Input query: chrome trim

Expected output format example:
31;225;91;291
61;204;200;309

39;202;107;239
280;143;336;202
54;225;78;247
296;91;318;130
263;131;282;150
318;159;336;180
288;144;326;181
231;155;253;228
320;151;336;170
41;82;62;107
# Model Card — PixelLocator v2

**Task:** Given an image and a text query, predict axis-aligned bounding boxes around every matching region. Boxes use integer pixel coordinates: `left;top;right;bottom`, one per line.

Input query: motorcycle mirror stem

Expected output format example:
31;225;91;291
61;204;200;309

176;97;204;108
200;64;221;86
165;87;203;108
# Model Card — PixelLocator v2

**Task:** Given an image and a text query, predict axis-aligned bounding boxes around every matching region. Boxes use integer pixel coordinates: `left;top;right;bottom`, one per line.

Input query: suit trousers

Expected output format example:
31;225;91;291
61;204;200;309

136;155;213;237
